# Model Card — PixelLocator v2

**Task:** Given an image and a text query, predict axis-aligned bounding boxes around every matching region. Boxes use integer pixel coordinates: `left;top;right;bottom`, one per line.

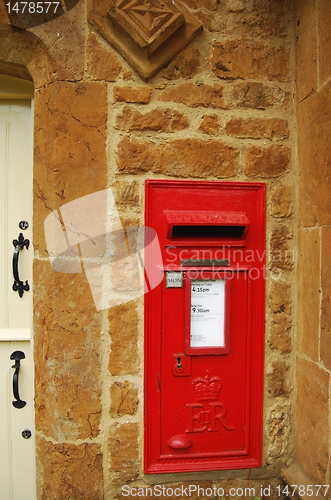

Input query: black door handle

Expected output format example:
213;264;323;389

10;351;26;409
12;232;30;298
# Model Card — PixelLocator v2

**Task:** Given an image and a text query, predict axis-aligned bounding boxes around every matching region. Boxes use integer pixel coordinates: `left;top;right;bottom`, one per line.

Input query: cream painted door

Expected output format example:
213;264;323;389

0;85;35;499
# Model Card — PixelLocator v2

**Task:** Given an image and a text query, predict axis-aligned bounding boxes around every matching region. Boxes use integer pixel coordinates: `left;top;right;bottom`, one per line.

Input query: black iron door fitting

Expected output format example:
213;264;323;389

10;351;27;409
12;232;30;298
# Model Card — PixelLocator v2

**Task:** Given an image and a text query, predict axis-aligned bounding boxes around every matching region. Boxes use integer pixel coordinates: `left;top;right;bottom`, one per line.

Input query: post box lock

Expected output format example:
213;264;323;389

145;180;266;474
172;353;191;376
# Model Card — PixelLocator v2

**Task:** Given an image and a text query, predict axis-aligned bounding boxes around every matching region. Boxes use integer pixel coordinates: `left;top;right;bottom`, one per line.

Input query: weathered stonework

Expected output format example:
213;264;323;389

113;85;151;103
270;226;294;270
226;117;289;141
110;381;139;417
321;225;331;370
199;114;219;134
230;82;290;109
33;81;107;257
36;438;103;500
2;0;319;495
159;82;227;109
108;301;139;376
268;281;292;353
211;40;290;82
297;228;320;361
111;179;140;208
33;260;102;441
295;0;331;488
86;29;122;81
109;422;140;483
267;361;291;398
117;137;239;177
162;46;201;79
115;106;189;132
271;185;292;218
267;405;291;464
296;359;330;484
244;145;291;178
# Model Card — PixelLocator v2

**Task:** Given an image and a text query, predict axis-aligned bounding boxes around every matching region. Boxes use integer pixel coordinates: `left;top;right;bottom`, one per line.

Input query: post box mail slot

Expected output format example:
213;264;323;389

164;210;249;245
145;180;265;474
165;211;250;244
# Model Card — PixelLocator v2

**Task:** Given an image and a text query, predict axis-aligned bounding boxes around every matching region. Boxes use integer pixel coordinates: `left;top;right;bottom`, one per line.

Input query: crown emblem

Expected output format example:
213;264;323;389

192;371;222;402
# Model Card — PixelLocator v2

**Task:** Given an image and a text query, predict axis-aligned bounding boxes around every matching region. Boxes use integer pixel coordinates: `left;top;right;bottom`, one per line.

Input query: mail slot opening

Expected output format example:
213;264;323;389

165;211;250;244
171;224;246;240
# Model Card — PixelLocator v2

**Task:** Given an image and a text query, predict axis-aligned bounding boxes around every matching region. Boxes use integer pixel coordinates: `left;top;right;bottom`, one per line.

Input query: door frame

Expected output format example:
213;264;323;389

0;73;36;500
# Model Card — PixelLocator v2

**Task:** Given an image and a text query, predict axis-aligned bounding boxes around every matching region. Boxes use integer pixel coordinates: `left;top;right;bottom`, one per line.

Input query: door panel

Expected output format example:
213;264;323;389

0;96;35;499
0;100;33;333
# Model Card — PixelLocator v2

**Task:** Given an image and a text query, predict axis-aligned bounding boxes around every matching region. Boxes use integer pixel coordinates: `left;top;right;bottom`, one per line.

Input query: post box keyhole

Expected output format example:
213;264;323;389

172;353;191;376
175;356;184;374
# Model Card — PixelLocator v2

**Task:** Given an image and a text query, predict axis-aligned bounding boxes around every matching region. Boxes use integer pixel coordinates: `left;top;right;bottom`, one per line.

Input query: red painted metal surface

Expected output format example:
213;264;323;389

144;180;266;474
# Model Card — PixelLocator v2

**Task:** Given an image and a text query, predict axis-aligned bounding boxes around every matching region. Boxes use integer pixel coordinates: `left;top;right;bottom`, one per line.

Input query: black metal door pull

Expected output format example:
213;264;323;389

12;232;30;297
10;351;27;409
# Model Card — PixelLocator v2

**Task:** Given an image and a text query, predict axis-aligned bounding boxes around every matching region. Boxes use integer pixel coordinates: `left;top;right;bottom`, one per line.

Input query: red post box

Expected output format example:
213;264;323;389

144;180;266;474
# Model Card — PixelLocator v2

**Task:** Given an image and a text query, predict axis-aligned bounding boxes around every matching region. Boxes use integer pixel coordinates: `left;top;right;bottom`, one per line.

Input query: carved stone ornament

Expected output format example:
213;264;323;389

88;0;203;80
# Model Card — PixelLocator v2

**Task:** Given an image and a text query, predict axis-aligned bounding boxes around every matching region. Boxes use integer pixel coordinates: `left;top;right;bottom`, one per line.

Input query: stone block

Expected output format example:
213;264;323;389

33;260;102;441
321;225;331;370
318;0;331;85
281;463;328;500
112;179;140;209
269;281;292;315
30;3;85;81
267;360;290;397
199;114;219;134
268;281;292;353
33;81;107;257
237;12;289;38
0;27;56;87
117;137;239;178
244;145;291;178
296;358;330;484
231;82;290;109
115;107;188;132
211;40;290;82
113;86;151;103
110;381;139;417
36;438;103;500
298;81;331;226
295;0;317;102
109;422;139;483
159;82;227;108
108;301;139;376
267;405;291;464
226;0;244;13
270;226;294;270
269;311;292;353
226;117;289;140
271;185;292;218
86;30;122;81
162;46;201;79
297;228;320;361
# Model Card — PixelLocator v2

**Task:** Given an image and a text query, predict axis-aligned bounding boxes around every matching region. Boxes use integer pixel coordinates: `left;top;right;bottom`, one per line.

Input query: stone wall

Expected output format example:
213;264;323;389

295;0;331;489
0;0;297;498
